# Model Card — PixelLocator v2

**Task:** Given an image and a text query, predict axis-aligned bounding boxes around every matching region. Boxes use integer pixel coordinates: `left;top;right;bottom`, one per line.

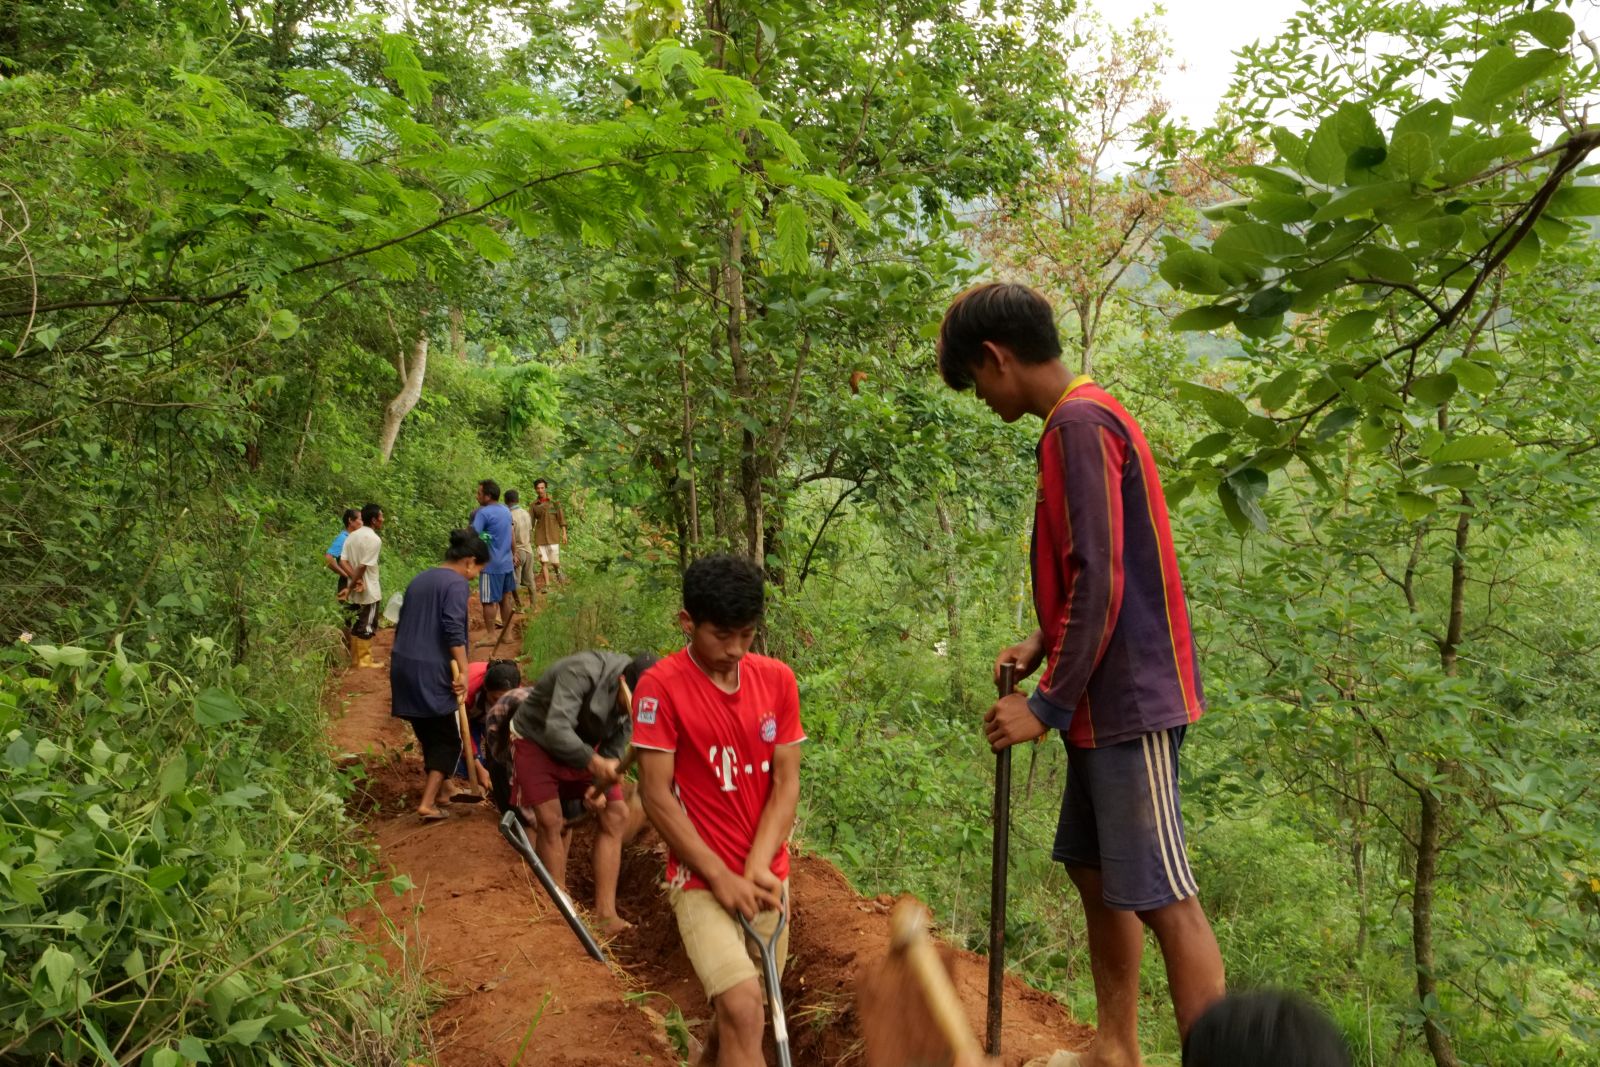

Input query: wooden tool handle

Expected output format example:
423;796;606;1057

891;900;984;1061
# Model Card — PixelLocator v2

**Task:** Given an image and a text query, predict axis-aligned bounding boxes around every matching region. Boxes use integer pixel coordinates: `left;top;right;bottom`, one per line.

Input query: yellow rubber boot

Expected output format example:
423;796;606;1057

351;636;384;669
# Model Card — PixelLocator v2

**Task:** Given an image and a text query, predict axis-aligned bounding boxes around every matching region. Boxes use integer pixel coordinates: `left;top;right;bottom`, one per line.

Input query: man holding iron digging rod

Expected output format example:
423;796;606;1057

938;282;1225;1067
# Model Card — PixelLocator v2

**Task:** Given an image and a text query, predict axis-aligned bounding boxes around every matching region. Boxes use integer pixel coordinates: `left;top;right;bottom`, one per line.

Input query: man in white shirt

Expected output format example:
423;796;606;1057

341;502;385;669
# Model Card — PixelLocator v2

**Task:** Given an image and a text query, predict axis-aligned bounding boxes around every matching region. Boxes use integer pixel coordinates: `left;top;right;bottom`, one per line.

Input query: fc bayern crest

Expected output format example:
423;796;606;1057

636;696;658;725
760;716;777;743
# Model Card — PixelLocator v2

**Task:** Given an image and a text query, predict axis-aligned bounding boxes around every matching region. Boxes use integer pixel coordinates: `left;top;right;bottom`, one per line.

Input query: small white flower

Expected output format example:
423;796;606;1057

18;631;32;644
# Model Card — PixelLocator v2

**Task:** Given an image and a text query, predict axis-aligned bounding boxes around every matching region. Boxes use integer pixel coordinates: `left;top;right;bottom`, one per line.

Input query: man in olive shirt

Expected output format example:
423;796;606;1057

530;478;567;586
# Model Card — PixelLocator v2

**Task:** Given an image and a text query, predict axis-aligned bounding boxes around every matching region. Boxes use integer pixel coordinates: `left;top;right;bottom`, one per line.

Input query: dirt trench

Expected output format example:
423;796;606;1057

328;610;1092;1066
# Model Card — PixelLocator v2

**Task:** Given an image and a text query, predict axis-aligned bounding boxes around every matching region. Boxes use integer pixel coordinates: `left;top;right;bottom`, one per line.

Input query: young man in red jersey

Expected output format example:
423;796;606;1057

634;554;804;1067
938;283;1225;1067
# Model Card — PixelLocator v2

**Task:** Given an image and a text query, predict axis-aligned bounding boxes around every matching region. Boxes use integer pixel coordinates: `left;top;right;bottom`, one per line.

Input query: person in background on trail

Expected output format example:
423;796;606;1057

937;282;1226;1067
325;508;361;600
1182;991;1350;1067
530;478;567;586
507;488;534;611
389;528;489;822
341;503;386;669
450;658;519;800
635;554;804;1067
508;648;659;935
471;479;518;643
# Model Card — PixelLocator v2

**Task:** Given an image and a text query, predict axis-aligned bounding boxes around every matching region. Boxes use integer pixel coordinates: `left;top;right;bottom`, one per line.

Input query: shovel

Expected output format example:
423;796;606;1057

738;900;792;1067
987;661;1016;1055
499;809;608;962
449;661;484;803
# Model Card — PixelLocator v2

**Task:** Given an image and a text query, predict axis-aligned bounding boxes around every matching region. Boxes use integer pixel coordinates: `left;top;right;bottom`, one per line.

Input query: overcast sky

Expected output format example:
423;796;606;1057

1110;0;1600;127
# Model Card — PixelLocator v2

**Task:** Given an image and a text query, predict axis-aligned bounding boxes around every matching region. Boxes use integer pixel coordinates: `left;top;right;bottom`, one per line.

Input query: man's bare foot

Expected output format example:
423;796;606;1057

596;915;633;936
418;808;448;822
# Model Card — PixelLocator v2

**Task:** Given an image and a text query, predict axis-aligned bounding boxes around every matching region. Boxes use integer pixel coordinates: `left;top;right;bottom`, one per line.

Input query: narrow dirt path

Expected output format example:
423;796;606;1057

327;599;1093;1066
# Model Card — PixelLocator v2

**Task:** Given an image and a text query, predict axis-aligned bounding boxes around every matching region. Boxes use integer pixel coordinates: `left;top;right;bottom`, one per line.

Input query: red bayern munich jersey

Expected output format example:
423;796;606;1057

631;647;805;891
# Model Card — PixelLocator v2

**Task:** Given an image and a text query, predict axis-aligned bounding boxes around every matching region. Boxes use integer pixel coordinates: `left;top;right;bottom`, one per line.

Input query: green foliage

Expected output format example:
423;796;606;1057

0;630;429;1064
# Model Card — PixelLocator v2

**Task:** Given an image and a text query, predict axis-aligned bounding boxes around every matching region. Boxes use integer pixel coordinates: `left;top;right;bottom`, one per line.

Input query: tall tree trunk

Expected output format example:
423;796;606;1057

449;306;466;361
935;499;966;706
725;220;764;566
1413;788;1457;1067
379;334;428;462
677;336;701;560
1409;488;1469;1067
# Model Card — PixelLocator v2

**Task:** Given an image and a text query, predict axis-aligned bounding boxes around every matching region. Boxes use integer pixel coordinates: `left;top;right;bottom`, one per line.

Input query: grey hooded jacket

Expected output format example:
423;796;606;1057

509;650;632;769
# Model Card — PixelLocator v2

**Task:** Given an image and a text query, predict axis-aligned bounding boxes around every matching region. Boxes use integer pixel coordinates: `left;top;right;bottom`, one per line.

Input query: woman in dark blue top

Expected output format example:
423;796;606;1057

390;528;488;820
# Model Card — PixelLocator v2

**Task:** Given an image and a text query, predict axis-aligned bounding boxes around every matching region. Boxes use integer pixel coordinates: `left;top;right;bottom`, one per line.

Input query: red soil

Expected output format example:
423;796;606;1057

328;605;1092;1065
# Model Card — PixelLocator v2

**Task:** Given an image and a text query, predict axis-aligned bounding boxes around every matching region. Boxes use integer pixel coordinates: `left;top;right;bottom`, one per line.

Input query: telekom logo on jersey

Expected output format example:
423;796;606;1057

707;743;773;793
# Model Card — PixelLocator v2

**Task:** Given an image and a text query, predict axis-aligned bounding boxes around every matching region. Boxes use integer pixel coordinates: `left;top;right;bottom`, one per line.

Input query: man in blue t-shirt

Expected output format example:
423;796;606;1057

471;479;518;642
324;508;361;600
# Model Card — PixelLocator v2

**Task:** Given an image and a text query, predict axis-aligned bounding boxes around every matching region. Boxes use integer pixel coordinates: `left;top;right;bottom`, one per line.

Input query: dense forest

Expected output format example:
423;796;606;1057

3;0;1599;1064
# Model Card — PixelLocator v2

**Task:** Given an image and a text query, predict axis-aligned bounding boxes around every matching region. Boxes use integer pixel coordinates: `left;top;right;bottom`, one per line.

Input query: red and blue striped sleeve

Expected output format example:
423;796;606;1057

1027;419;1128;730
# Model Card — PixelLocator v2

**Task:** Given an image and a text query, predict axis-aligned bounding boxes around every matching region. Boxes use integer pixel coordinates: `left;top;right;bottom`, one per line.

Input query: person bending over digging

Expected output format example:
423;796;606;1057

507;648;658;935
635;554;805;1067
389;528;488;821
937;283;1225;1067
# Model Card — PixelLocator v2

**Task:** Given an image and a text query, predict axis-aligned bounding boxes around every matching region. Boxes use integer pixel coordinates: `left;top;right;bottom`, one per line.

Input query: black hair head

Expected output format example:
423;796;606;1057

342;508;361;526
445;527;490;563
360;502;383;526
478;479;501;501
623;652;660;692
484;659;521;694
682;553;765;628
937;281;1062;391
504;489;520;505
1182;991;1351;1067
534;478;548;491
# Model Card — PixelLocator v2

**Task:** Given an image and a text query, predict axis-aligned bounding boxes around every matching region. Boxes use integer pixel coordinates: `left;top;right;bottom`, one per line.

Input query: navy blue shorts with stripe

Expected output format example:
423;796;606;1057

1053;726;1198;911
479;570;517;604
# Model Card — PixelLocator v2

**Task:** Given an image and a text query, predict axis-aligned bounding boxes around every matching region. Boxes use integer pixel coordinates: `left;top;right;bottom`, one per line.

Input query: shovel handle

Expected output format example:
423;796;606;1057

738;899;791;1067
987;662;1016;1055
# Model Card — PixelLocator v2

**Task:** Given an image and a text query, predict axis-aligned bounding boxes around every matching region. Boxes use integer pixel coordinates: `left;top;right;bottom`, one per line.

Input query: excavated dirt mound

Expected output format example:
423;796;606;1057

328;601;1092;1065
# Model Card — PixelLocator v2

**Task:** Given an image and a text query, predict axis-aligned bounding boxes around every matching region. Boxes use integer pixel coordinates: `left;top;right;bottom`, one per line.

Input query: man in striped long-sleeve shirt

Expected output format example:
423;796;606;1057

938;282;1224;1066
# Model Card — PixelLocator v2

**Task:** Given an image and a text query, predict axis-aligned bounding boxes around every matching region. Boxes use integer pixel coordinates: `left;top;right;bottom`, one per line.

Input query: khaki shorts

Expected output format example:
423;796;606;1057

669;882;789;1001
537;543;560;564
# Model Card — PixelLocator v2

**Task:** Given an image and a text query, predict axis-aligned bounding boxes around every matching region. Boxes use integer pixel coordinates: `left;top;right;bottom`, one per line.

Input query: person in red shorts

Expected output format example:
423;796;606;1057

634;553;804;1067
507;649;657;934
938;282;1225;1067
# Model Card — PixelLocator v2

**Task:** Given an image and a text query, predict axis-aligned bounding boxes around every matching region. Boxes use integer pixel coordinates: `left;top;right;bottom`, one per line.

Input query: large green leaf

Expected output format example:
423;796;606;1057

1391;100;1454;148
1432;434;1515;463
1219;467;1270;533
1304;117;1348;184
1456;46;1565;121
1171;305;1236;332
1212;223;1306;263
1257;368;1301;411
1385;131;1434;182
1159;250;1229;295
1312;182;1412;222
1177;381;1251;428
1249;193;1317;224
1327;309;1379;347
1504;10;1575;49
195;688;244;727
1547;184;1600;218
